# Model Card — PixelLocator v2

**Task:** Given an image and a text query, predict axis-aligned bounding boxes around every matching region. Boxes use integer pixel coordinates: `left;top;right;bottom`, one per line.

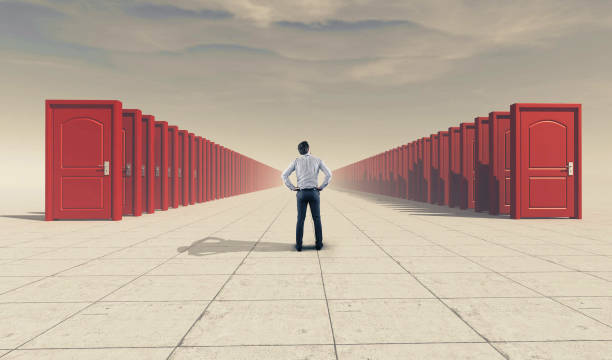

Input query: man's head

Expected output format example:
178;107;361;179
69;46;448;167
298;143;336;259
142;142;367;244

298;141;309;155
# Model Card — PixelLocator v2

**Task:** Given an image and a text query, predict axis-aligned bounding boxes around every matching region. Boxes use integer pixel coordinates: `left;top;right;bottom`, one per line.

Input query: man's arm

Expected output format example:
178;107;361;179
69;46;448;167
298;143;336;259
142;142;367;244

318;159;332;190
281;159;297;191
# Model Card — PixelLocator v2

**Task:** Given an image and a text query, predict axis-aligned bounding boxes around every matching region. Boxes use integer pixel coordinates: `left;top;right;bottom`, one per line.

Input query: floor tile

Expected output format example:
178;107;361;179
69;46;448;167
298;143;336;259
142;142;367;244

24;301;207;348
494;341;612;360
171;345;335;359
182;300;333;345
445;297;612;341
0;302;85;348
503;272;612;296
415;272;540;298
328;299;482;344
319;257;405;274
323;273;433;299
554;297;612;326
236;258;321;275
467;256;570;272
396;256;489;273
218;274;324;300
2;348;172;360
104;275;230;301
336;343;505;359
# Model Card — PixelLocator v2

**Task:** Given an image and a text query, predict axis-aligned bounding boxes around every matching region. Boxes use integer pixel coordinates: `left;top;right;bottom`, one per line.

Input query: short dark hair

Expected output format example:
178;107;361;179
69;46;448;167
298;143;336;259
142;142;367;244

298;141;309;155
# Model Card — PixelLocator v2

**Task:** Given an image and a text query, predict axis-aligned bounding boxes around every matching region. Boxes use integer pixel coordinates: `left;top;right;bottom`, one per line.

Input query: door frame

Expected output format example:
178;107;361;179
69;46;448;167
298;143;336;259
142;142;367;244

510;103;582;219
45;100;123;221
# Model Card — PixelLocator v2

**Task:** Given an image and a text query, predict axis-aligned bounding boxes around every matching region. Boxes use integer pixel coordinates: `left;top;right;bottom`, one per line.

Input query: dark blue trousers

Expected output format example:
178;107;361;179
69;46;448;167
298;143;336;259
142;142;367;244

296;189;323;247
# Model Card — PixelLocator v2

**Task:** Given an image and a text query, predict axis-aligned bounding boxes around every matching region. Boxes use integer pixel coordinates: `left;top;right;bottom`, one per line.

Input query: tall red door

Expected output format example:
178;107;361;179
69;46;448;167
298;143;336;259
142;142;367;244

488;112;511;215
511;104;581;219
189;133;196;205
168;126;179;208
153;121;168;210
438;131;450;206
121;109;142;216
45;100;122;220
178;130;189;206
430;134;439;204
448;127;461;208
460;122;476;209
141;115;155;214
475;116;490;212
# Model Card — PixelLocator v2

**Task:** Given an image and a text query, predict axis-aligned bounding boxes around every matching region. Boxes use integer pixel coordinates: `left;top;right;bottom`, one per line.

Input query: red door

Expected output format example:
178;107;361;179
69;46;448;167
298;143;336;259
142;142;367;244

511;103;581;219
121;109;142;216
168;126;179;208
475;116;490;212
423;137;431;203
45;100;122;220
153;121;168;210
460;122;476;209
438;131;450;206
448;127;461;208
430;134;439;204
141;115;155;214
188;133;196;204
488;112;511;215
178;130;189;206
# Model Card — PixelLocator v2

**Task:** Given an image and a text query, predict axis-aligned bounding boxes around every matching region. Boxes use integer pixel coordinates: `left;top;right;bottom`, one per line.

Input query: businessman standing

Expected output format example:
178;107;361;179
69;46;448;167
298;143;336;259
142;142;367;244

281;141;332;251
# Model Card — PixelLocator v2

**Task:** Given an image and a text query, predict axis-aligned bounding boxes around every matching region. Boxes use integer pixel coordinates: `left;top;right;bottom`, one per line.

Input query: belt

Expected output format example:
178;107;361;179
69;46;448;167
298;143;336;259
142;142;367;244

298;188;317;191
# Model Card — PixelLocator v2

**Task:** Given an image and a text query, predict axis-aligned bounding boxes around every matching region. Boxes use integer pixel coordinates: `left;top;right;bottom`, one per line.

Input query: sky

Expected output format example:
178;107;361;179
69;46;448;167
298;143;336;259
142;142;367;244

1;0;611;210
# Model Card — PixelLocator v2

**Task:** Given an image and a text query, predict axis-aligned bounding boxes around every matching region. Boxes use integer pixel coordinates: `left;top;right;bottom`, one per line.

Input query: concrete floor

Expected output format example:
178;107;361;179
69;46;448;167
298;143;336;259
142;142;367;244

0;187;611;359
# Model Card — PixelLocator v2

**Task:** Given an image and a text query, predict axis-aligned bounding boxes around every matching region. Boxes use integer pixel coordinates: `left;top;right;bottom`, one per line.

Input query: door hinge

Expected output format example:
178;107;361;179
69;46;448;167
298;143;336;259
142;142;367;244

103;161;110;176
568;162;574;176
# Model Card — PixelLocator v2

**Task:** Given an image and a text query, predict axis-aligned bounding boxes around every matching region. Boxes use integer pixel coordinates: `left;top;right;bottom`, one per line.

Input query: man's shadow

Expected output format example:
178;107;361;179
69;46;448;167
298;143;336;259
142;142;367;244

177;236;314;256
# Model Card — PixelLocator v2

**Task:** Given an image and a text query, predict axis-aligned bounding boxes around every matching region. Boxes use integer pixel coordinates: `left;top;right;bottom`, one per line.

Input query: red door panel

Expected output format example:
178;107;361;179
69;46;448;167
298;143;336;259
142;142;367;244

460;122;476;209
168;126;179;208
438;131;450;206
511;104;581;219
488;111;511;215
153;121;168;210
448;127;461;208
430;135;439;204
45;100;122;220
178;130;189;206
475;116;490;212
121;109;142;216
141;115;155;214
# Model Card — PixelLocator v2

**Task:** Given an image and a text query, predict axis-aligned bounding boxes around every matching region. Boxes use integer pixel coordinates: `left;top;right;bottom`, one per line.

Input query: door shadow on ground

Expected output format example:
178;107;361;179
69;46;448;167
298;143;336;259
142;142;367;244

0;214;46;221
336;189;508;219
177;236;309;257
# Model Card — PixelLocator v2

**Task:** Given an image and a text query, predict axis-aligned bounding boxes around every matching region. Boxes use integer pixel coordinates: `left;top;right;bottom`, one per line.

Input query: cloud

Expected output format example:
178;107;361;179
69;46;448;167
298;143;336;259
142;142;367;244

125;3;232;20
274;19;419;32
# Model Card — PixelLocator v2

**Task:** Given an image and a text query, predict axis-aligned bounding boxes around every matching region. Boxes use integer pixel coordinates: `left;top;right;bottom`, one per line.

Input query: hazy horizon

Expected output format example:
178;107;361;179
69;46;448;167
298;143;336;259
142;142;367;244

1;0;611;211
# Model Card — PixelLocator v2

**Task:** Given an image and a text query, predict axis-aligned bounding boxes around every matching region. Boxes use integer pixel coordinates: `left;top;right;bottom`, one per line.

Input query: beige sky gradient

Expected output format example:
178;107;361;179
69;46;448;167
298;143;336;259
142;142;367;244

1;0;611;211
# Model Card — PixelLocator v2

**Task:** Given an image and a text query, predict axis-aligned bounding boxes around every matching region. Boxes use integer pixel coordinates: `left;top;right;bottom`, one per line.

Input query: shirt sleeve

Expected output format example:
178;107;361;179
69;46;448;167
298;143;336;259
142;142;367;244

281;159;297;191
318;159;332;190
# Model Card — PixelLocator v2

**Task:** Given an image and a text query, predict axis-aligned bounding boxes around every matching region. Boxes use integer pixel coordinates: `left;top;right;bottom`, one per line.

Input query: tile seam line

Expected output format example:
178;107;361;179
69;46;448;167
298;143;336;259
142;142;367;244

165;196;290;360
324;198;510;360
1;195;277;358
316;237;339;360
336;191;612;330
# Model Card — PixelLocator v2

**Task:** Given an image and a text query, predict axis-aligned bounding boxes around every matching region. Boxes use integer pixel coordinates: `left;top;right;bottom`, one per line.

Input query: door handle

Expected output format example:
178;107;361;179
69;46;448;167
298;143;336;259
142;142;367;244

103;161;110;176
141;165;146;177
155;166;160;177
178;168;182;178
567;162;573;176
125;163;132;177
168;167;172;177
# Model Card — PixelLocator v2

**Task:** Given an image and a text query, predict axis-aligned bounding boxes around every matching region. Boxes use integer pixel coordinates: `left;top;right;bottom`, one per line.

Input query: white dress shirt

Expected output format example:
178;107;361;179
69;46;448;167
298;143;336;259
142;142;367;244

281;153;332;191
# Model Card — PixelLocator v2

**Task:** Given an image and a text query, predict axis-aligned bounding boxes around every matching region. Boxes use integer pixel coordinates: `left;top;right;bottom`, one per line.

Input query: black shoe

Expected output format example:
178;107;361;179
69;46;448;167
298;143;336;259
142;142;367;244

296;244;302;252
315;243;323;251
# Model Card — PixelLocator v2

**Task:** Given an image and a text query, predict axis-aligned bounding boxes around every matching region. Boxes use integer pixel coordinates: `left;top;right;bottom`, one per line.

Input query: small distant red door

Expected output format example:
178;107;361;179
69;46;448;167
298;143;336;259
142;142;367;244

460;122;476;209
168;126;179;208
511;103;581;219
153;121;168;210
430;134;439;204
438;131;450;206
45;100;122;220
121;109;142;216
475;116;490;212
188;133;196;205
141;115;155;214
178;130;189;206
423;137;431;203
488;112;511;215
448;126;461;208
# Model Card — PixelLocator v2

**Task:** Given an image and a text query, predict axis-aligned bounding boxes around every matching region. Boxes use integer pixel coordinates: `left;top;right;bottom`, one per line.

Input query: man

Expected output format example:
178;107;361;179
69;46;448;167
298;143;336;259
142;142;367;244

281;141;332;251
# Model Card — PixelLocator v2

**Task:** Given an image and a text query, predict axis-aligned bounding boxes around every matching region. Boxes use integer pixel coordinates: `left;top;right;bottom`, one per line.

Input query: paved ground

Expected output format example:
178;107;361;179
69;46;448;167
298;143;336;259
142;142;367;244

0;187;611;359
